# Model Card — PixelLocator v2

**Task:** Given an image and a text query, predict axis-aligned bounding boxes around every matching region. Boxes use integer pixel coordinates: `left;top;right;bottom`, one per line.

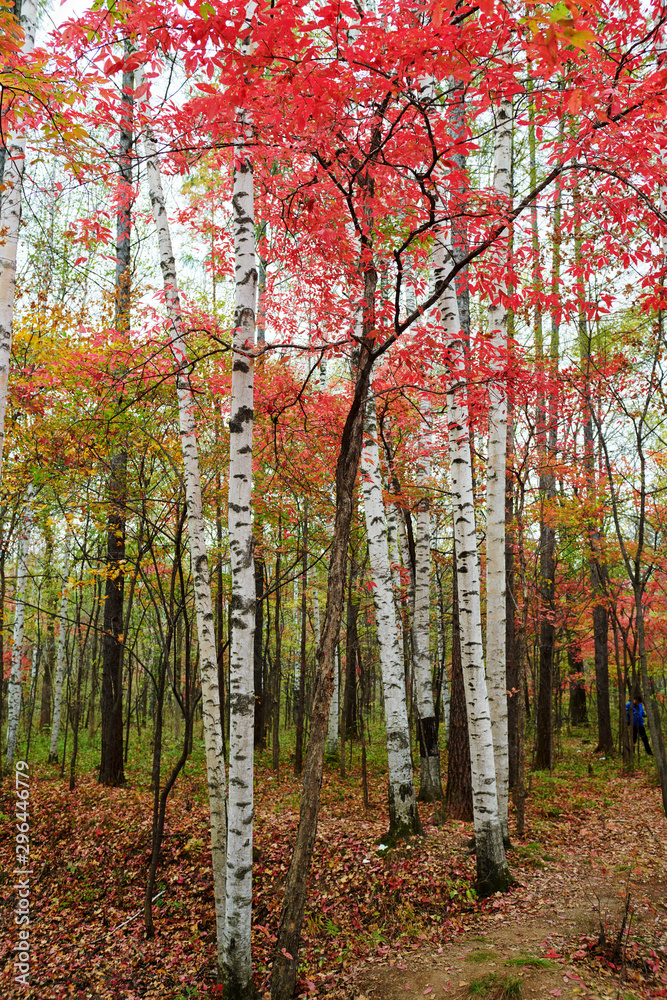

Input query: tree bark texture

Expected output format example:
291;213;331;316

361;392;421;837
270;279;375;1000
295;514;307;775
0;0;37;482
445;544;473;822
635;591;667;815
485;95;512;842
254;534;265;748
48;543;71;763
535;517;555;770
139;70;228;975
6;487;33;769
225;52;258;992
442;279;511;895
99;60;133;788
99;447;127;786
412;394;444;803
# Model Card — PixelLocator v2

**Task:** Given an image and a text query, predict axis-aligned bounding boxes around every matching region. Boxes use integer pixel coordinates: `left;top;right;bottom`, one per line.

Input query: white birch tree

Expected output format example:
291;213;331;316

137;69;228;974
48;540;71;763
0;0;38;482
485;96;512;844
325;644;339;756
412;394;444;802
361;393;421;840
441;275;511;895
224;3;259;993
6;486;33;768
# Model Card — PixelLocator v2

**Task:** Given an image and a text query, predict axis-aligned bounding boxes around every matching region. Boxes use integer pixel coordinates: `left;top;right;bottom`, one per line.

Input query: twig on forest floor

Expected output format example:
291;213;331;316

111;891;165;933
615;908;634;1000
643;823;663;850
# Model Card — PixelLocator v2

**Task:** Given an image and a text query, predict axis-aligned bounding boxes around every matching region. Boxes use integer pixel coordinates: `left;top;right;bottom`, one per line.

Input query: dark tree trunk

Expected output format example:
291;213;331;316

295;512;308;774
445;545;473;822
568;637;588;725
99;60;133;788
273;519;282;776
506;420;519;793
270;270;375;1000
40;625;55;730
534;513;555;770
254;542;265;748
99;450;127;786
591;556;613;751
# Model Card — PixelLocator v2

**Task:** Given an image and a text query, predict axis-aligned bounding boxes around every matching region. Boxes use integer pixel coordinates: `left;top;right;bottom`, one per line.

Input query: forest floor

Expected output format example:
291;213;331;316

1;725;666;1000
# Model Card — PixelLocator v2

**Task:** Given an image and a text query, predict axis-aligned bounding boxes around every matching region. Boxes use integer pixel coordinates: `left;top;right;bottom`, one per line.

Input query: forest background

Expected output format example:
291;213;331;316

1;0;667;998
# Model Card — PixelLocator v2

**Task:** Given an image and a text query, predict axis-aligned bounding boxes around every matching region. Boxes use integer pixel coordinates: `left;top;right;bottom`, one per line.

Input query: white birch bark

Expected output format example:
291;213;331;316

0;0;38;482
48;541;71;763
362;393;421;839
441;277;510;893
326;643;339;756
6;487;33;768
225;5;258;991
438;626;451;737
322;585;338;755
137;71;228;971
485;96;512;844
386;499;407;653
412;394;443;801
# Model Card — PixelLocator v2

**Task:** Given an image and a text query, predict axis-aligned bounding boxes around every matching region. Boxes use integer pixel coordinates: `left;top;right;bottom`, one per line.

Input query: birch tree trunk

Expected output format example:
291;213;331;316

224;4;258;987
138;72;228;975
0;0;38;482
324;580;339;756
361;392;421;839
485;96;512;843
48;542;71;763
412;394;443;803
442;279;512;895
6;487;33;769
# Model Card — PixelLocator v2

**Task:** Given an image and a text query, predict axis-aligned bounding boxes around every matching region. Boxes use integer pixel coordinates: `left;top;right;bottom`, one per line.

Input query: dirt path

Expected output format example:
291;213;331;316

342;769;667;1000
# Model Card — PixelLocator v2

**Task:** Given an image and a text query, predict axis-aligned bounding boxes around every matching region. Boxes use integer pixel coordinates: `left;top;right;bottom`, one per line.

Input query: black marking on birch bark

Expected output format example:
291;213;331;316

229;405;254;432
229;692;255;714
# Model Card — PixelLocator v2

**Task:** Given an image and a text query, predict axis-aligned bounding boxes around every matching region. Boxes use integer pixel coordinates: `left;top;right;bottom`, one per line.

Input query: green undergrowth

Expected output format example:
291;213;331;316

467;971;522;999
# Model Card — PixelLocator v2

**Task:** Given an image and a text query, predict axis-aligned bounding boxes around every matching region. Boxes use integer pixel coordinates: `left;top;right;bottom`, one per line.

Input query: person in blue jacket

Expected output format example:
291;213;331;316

626;695;653;756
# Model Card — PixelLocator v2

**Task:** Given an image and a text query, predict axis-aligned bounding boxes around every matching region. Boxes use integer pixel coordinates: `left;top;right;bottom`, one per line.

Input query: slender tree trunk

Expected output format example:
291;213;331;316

361;392;421;836
39;535;56;731
0;0;38;482
225;39;258;989
343;554;359;742
412;395;443;803
270;273;375;1000
326;644;340;757
6;488;33;769
612;617;632;768
295;513;307;775
485;95;512;843
254;536;265;748
592;572;613;752
49;543;71;763
445;543;473;822
568;636;588;724
139;71;228;975
506;418;519;794
146;510;191;936
99;58;133;788
635;591;667;813
273;521;282;776
441;278;511;895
